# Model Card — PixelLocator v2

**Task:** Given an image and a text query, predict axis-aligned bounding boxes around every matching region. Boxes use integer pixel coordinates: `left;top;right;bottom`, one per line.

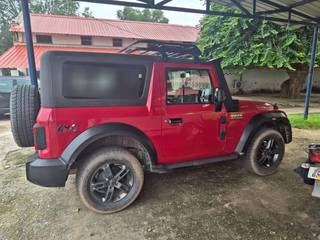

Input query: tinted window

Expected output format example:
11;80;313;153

63;62;146;99
167;69;213;104
36;35;52;44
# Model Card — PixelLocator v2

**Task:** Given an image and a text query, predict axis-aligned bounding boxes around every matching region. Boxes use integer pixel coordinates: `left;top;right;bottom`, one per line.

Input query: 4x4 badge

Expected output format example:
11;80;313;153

57;124;77;133
230;113;244;120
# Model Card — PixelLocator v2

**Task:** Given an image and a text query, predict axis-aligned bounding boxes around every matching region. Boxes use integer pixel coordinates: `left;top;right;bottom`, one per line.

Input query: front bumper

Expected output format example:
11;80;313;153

26;155;68;187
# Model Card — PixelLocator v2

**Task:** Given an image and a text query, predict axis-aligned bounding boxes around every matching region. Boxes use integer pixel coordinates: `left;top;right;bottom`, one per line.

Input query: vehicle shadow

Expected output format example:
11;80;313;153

0;114;10;121
137;159;248;206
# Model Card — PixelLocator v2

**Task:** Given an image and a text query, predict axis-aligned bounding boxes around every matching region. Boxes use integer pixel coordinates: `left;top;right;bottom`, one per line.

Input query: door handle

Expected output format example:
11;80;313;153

168;118;183;125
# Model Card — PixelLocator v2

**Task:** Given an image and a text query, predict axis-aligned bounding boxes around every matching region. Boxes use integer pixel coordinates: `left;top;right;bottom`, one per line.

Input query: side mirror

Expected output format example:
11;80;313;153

214;88;226;112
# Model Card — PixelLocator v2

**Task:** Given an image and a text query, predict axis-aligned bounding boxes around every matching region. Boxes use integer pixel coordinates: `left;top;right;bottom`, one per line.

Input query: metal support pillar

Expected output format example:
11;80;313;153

304;25;318;120
21;0;38;88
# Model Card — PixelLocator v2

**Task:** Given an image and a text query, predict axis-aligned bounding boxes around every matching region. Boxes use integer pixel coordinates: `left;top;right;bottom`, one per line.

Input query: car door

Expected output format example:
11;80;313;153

160;63;226;164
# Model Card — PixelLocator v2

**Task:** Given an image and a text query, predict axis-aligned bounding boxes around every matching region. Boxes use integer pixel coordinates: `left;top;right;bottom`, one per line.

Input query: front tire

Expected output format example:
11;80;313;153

245;128;285;176
76;147;144;214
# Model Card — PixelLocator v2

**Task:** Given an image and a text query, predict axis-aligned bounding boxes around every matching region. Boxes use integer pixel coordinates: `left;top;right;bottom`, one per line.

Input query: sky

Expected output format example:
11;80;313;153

79;0;204;26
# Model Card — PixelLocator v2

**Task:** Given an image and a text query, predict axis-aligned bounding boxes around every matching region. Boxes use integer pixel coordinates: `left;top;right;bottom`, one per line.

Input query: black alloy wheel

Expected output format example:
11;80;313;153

89;162;133;204
76;147;144;213
245;128;285;176
256;137;284;169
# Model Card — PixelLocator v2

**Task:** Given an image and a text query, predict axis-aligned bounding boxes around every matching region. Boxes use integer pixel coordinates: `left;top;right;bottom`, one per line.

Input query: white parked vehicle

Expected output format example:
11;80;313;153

296;144;320;198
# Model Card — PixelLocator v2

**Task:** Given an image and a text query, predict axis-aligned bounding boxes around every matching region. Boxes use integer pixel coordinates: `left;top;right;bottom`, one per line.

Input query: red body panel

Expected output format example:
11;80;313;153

309;144;320;163
36;62;279;165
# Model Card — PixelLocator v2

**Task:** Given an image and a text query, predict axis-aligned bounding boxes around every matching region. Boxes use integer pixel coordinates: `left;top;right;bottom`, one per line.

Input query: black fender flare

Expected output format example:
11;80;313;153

235;112;292;154
60;123;157;169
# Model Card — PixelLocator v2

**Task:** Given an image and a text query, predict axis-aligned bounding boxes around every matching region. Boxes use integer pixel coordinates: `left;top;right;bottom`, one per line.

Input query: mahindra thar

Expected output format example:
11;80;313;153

10;41;292;213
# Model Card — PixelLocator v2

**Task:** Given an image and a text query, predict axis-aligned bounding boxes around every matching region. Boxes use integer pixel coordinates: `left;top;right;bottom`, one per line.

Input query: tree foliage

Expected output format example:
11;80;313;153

29;0;80;16
81;7;94;18
0;0;92;54
117;7;169;23
198;5;319;72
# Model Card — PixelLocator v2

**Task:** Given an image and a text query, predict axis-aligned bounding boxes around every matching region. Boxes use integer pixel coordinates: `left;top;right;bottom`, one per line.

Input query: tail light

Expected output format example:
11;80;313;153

309;144;320;163
34;123;46;150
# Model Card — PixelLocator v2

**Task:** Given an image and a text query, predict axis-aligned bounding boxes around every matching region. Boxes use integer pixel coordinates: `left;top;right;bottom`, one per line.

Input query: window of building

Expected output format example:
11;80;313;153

81;36;92;45
166;69;213;104
112;38;123;47
13;32;19;42
36;35;52;44
63;62;146;100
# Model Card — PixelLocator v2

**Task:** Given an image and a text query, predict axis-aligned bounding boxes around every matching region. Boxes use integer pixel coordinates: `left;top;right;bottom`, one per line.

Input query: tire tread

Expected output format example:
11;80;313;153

245;128;285;176
10;84;40;147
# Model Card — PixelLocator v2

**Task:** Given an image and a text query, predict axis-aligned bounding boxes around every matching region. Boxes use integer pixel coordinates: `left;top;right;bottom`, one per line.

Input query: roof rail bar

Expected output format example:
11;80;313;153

119;40;201;61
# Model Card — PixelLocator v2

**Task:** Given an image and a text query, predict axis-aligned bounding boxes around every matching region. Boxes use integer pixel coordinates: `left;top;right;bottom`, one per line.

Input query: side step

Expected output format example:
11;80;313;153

150;153;239;173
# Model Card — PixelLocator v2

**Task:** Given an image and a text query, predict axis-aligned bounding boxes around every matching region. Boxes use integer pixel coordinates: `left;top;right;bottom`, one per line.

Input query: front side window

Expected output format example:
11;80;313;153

166;69;213;104
63;62;146;100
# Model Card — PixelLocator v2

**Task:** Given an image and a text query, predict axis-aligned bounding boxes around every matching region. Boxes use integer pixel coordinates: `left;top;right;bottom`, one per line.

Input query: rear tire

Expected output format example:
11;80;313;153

76;147;144;214
245;128;285;176
10;85;40;147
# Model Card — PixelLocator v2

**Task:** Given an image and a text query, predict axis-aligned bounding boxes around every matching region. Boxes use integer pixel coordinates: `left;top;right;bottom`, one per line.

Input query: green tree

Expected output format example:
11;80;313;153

117;7;169;23
198;4;319;98
0;0;92;54
29;0;80;16
81;7;93;18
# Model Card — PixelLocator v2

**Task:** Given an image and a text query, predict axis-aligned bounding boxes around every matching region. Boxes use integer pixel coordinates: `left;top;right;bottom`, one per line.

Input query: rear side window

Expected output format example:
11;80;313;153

62;62;146;100
166;69;213;104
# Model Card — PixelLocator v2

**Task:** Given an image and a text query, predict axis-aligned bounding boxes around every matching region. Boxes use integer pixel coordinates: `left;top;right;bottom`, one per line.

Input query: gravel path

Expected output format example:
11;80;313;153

0;117;20;162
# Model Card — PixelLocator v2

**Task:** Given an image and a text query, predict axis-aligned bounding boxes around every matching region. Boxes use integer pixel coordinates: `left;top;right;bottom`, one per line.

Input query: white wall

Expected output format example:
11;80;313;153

52;34;80;45
92;36;111;47
92;37;135;48
225;68;320;94
21;33;136;48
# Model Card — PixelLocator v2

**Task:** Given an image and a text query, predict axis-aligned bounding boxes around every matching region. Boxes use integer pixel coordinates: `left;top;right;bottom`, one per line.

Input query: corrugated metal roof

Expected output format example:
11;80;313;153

216;0;320;24
0;44;118;69
81;0;320;25
10;14;198;42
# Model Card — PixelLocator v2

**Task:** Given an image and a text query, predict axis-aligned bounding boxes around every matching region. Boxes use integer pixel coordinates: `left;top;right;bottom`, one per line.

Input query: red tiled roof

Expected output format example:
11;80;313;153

10;14;198;43
0;44;118;69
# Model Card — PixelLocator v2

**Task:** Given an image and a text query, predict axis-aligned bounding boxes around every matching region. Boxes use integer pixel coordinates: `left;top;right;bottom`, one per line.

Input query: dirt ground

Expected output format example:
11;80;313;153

1;106;320;239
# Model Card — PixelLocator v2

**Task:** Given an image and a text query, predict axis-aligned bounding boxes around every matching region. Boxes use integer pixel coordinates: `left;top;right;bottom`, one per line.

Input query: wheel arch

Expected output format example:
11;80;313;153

235;112;292;154
61;122;158;171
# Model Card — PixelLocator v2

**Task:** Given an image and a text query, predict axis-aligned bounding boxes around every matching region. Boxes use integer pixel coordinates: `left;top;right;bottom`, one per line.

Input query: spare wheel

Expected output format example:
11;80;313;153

10;84;40;147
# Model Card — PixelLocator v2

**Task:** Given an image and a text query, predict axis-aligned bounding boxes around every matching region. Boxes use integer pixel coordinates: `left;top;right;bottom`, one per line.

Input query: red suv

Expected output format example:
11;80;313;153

10;41;292;213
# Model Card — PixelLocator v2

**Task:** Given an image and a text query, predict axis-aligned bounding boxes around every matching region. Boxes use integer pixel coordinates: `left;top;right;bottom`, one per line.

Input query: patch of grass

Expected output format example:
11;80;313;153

288;113;320;129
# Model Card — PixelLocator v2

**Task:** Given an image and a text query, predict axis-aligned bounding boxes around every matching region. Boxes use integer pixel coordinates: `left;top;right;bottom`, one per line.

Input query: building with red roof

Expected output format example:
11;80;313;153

0;13;198;76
